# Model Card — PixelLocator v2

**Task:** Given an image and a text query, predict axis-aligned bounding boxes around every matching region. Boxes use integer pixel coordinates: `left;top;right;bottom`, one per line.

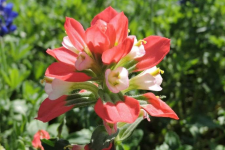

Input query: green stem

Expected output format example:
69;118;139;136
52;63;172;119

0;37;7;71
0;37;7;99
71;82;99;98
122;83;136;94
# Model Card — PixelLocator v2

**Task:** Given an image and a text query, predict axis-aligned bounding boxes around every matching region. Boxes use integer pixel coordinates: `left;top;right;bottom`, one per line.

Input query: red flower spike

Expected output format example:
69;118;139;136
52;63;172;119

94;96;140;124
109;12;128;44
102;37;134;64
85;25;110;54
32;130;50;150
45;62;91;82
46;47;78;67
36;96;74;122
64;17;86;51
135;36;170;72
142;93;179;120
91;6;118;25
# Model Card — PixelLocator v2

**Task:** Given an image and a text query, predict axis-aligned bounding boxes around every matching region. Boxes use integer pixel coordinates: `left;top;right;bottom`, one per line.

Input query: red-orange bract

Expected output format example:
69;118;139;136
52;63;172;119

32;130;50;150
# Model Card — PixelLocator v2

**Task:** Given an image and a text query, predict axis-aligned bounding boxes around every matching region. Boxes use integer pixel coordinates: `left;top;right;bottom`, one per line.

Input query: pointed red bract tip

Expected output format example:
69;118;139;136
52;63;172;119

35;96;74;122
109;12;128;44
142;93;179;120
94;96;140;124
85;25;110;54
64;17;86;51
46;47;78;67
135;36;170;72
45;62;91;82
91;6;118;25
102;37;134;64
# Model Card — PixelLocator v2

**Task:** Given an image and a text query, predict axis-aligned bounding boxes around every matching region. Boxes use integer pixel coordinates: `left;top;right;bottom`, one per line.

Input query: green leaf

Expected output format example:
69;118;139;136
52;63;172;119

48;123;68;138
1;67;30;90
57;118;66;138
98;90;124;103
88;125;119;150
41;139;57;150
54;139;70;150
9;43;32;61
41;139;71;150
27;120;48;136
164;131;181;150
12;99;28;115
65;93;96;107
41;139;55;147
67;129;92;145
117;116;143;141
33;61;46;80
122;129;143;148
22;80;41;102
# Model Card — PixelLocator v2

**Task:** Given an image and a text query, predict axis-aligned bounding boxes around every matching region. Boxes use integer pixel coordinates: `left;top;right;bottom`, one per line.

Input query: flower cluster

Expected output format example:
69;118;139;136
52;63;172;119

0;0;18;36
36;6;178;149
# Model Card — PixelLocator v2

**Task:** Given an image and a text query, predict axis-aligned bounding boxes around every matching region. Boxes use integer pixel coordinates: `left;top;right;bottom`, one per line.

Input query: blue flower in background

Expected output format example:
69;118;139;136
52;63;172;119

0;0;18;36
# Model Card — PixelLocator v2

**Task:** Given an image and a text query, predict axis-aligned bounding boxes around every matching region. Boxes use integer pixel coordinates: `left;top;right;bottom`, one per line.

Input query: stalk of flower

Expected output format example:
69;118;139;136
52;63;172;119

36;6;179;150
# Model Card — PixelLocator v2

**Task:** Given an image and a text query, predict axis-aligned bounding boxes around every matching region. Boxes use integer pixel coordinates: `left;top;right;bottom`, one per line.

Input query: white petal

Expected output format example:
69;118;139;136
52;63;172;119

155;74;163;85
105;67;129;93
45;83;53;95
148;84;162;91
146;66;157;73
62;36;79;54
48;79;74;100
75;52;93;71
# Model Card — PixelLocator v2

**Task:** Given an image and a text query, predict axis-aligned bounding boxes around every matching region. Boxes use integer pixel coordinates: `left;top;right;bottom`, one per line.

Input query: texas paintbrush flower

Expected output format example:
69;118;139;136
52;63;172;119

36;6;179;149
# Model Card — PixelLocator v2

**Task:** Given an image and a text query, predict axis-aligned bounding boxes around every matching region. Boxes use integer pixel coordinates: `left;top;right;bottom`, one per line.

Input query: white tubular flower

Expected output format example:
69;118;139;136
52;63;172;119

62;36;80;54
105;67;129;93
126;35;146;59
44;77;74;100
129;66;163;91
75;52;94;71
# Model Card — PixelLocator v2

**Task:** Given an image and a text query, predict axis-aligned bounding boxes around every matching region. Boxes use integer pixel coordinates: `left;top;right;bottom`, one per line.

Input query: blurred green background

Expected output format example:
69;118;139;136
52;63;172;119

1;0;225;149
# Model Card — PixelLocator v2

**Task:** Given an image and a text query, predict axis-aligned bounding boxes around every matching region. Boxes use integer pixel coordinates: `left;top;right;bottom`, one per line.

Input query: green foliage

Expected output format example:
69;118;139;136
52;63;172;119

88;126;119;150
0;0;225;150
41;138;70;150
117;115;143;141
